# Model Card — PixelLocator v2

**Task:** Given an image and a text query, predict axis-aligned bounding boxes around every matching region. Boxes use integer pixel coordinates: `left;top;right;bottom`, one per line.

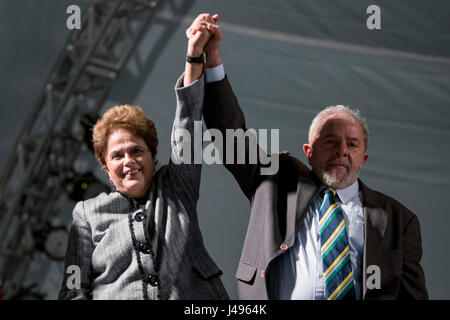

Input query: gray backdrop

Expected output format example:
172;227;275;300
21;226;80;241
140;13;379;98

1;0;449;299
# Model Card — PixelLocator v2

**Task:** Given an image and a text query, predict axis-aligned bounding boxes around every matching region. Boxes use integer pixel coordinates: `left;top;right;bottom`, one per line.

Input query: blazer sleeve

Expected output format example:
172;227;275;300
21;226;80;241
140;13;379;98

168;73;204;212
203;76;270;200
399;214;429;299
58;201;94;300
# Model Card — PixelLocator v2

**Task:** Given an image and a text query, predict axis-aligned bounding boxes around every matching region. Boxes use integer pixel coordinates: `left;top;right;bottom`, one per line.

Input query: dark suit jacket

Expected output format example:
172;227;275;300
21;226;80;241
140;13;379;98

203;76;428;300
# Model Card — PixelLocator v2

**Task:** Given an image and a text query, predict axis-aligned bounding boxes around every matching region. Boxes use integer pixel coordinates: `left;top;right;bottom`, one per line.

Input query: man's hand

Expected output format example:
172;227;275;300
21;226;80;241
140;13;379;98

184;14;214;86
187;14;213;56
186;13;223;68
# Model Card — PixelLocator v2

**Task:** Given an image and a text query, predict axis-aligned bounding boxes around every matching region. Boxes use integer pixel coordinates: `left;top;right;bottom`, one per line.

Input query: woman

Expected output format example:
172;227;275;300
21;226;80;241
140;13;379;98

58;18;228;300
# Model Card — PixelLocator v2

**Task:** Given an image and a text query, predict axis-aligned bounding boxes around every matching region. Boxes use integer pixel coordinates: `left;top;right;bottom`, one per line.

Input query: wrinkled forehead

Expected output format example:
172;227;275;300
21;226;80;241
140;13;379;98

314;112;365;141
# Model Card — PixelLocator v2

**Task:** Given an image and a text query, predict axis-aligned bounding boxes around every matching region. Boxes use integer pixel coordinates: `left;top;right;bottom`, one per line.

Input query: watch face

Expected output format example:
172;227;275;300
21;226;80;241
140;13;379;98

44;229;69;260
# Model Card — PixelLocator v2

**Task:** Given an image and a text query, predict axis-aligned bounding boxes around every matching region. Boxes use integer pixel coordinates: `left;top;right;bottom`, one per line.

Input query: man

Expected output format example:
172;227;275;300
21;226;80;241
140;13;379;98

187;14;428;300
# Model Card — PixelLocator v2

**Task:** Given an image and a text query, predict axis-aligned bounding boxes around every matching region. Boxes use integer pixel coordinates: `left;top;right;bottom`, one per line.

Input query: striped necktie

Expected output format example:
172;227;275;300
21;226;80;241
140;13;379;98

318;187;356;300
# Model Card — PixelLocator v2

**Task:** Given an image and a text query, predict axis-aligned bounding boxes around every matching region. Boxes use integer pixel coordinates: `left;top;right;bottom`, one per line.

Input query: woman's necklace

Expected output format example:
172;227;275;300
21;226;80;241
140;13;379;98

127;197;161;300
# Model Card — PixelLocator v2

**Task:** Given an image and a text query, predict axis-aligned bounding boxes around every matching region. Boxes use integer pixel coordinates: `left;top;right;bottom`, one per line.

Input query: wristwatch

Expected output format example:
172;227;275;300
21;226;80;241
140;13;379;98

186;52;206;63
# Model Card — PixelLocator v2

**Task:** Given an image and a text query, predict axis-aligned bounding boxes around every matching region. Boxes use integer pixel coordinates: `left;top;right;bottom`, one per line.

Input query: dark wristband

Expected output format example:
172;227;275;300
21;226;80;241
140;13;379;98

186;52;206;63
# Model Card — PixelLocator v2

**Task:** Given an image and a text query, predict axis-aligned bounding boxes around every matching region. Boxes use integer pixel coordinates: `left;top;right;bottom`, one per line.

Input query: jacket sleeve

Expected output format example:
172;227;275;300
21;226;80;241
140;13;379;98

58;201;93;300
168;73;204;212
203;76;273;200
399;214;429;299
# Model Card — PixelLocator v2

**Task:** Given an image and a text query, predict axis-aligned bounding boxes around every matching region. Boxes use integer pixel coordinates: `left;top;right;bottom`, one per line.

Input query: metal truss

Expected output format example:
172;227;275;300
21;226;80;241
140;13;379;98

0;0;180;299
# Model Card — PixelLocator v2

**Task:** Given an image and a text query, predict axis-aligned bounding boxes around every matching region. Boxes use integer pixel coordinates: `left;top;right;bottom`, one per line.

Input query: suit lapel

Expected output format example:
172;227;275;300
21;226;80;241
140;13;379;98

284;173;319;246
360;180;390;299
283;174;390;299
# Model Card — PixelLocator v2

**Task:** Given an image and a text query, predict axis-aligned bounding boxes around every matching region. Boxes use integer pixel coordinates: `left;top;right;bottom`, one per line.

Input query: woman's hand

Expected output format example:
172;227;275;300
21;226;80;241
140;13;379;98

183;14;218;86
186;13;223;68
186;13;214;56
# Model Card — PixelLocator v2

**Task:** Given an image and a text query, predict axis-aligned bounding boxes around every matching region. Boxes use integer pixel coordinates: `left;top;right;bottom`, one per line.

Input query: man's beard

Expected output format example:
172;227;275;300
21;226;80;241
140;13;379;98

319;159;359;189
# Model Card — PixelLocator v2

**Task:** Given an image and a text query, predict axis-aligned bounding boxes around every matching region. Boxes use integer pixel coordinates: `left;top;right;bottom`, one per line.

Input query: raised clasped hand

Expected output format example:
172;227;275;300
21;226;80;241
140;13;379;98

186;13;222;57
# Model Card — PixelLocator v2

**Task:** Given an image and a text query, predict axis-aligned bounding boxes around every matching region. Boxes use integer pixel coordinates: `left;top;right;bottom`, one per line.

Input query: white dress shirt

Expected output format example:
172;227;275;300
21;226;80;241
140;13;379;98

270;180;365;300
205;64;225;83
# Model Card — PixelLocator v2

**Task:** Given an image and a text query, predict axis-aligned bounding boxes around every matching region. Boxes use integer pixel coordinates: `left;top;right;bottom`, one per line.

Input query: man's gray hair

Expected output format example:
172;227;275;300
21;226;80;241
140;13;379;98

308;105;370;150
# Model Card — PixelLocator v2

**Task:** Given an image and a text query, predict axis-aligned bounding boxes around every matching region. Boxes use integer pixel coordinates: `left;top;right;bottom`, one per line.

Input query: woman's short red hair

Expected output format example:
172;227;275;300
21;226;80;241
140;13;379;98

92;104;158;166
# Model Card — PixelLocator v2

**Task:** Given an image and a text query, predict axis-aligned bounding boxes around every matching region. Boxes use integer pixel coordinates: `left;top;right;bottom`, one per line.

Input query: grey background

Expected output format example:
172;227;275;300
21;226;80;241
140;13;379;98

1;0;449;299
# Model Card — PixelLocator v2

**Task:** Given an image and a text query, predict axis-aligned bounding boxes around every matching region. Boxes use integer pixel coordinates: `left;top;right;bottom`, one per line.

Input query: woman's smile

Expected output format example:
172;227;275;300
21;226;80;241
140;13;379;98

104;128;155;198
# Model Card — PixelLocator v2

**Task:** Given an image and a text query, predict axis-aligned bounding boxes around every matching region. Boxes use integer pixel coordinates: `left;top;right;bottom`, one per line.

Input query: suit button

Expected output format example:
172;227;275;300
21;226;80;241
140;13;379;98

280;243;288;251
139;242;152;254
134;212;145;222
144;274;159;287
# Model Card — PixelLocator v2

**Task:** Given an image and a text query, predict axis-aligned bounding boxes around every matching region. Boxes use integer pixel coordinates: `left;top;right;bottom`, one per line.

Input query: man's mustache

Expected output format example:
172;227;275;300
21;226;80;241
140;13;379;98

325;158;350;171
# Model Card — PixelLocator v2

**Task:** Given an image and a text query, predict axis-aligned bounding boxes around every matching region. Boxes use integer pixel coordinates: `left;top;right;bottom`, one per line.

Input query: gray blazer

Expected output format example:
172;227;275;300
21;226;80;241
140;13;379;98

58;74;229;300
203;76;428;300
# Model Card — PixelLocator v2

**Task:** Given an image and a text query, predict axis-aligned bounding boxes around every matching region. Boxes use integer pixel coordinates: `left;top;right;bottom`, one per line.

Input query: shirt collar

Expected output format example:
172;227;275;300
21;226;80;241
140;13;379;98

336;180;359;205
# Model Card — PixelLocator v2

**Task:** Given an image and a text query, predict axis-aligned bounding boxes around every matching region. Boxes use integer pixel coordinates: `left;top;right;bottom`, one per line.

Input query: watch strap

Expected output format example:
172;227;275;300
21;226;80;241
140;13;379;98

186;52;206;63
